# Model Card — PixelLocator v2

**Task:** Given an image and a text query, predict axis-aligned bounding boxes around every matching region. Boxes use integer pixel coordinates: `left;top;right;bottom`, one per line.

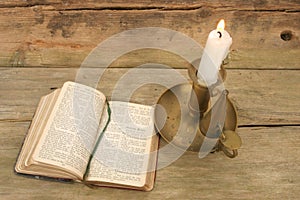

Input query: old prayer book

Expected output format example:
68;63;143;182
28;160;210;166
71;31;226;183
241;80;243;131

15;81;159;191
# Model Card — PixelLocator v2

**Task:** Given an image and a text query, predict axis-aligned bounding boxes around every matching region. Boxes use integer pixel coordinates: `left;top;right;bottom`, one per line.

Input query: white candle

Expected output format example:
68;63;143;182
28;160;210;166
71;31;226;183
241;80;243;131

197;19;232;86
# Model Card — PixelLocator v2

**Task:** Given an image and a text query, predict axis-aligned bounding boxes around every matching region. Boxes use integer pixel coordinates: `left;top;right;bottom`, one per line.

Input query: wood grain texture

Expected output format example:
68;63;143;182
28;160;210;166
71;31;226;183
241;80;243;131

0;0;299;10
0;1;299;199
1;122;299;199
1;67;299;125
0;6;299;68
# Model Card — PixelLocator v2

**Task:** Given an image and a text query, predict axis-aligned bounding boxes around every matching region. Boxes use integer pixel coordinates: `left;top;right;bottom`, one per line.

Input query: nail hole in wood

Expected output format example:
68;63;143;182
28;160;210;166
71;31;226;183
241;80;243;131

280;30;293;41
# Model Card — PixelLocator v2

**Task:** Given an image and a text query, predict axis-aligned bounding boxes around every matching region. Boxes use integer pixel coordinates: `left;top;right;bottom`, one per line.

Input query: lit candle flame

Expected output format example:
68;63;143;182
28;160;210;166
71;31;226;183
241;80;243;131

217;19;225;31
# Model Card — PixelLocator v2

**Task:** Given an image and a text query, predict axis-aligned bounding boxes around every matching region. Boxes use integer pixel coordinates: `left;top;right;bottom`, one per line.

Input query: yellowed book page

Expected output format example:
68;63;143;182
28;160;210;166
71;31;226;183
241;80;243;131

15;90;59;173
16;89;80;179
25;90;61;166
32;82;106;179
86;101;155;187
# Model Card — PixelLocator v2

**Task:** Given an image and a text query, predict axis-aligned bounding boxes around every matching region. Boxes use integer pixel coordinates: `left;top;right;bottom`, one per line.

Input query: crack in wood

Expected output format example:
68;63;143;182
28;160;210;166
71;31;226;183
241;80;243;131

0;2;55;9
0;148;19;150
1;65;300;70
1;119;299;128
238;124;300;128
52;5;204;12
0;3;299;13
0;119;32;123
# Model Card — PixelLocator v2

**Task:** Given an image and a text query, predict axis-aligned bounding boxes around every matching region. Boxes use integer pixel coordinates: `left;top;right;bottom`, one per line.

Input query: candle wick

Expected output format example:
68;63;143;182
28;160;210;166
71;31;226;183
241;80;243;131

217;31;222;38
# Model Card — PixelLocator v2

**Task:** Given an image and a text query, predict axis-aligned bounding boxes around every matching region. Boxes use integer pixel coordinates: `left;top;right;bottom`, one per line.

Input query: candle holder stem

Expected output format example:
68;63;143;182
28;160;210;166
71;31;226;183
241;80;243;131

154;64;241;157
188;81;210;118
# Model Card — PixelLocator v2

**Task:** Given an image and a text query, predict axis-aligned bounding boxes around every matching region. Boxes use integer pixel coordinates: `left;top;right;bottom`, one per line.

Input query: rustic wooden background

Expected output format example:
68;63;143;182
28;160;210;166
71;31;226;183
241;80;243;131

1;0;299;199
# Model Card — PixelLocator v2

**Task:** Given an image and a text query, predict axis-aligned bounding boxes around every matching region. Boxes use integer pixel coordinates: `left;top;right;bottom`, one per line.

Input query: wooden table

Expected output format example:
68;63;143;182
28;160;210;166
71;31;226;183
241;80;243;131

1;1;299;199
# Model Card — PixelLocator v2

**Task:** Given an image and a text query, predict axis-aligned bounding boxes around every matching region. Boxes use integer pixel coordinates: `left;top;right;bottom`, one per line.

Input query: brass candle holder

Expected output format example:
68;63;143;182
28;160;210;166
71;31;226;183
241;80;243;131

154;62;241;158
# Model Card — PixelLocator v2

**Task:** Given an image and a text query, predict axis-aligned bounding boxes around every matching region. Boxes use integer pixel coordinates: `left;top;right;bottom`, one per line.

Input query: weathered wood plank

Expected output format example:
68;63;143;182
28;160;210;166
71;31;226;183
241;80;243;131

0;0;299;11
0;67;299;125
1;122;299;199
0;7;299;69
1;1;299;199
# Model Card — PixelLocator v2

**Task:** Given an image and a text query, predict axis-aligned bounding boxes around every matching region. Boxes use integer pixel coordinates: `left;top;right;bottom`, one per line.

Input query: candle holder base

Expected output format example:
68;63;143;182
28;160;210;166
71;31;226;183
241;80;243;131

154;83;239;153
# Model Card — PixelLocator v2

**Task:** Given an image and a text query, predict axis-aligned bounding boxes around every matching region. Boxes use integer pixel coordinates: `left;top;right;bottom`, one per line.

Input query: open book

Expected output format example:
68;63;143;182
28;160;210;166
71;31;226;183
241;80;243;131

15;82;159;191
